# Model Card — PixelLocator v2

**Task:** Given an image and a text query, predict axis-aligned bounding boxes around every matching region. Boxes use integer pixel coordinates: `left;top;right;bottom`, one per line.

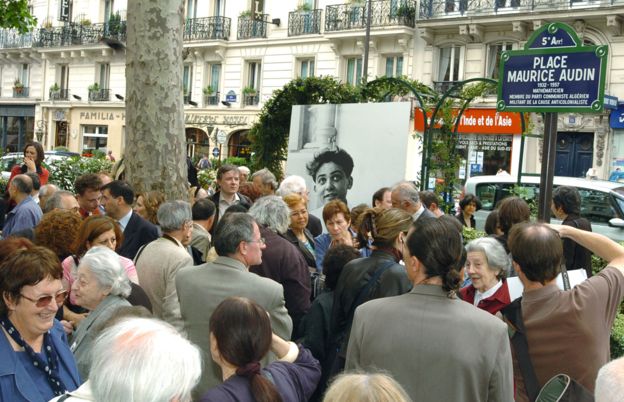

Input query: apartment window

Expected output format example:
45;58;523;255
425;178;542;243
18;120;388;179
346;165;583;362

208;64;221;93
486;42;514;79
215;0;225;16
183;64;193;95
438;45;463;82
82;125;108;153
346;57;363;86
98;63;110;89
185;0;197;19
58;65;70;90
20;64;30;87
385;55;403;77
298;58;315;79
104;0;114;22
246;61;261;90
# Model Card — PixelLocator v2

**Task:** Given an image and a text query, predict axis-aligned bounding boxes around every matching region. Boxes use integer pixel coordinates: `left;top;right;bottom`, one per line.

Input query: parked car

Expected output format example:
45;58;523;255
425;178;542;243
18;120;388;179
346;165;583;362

463;175;624;242
0;150;80;180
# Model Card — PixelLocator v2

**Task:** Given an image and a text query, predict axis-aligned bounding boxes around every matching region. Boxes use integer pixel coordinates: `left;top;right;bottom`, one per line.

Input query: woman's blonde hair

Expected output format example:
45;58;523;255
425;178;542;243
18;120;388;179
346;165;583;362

323;373;412;402
358;207;412;248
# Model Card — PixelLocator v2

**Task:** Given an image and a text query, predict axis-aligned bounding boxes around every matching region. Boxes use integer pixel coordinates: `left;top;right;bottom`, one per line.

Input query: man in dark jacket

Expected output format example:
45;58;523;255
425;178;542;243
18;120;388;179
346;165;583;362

209;164;252;234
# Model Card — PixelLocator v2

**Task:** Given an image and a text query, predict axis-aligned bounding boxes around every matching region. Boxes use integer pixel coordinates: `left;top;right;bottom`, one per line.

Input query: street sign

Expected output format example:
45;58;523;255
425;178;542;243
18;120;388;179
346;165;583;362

497;22;608;113
225;90;237;103
216;130;227;144
604;95;619;110
212;147;220;158
610;104;624;129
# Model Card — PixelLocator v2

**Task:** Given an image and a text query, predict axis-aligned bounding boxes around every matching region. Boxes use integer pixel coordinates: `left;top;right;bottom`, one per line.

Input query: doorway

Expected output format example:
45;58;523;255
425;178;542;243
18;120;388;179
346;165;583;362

555;132;594;177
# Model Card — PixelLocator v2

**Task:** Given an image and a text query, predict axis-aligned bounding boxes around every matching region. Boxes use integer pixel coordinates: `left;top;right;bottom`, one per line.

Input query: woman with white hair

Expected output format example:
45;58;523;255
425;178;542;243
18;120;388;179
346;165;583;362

459;237;511;315
69;246;131;379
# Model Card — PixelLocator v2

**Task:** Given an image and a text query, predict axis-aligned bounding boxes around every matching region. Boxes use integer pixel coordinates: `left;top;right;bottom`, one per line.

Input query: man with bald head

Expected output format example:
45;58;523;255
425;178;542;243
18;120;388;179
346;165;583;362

391;182;436;222
3;174;43;237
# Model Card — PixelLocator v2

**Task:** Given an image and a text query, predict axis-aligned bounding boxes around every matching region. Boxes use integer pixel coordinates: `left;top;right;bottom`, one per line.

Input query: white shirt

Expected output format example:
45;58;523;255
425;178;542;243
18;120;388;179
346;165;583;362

412;203;426;221
473;279;503;306
218;193;241;219
117;209;133;232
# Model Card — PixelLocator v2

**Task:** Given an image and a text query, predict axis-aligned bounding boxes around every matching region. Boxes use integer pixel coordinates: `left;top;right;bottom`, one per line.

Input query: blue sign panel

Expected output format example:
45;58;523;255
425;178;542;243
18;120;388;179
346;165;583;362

212;147;220;158
225;90;237;103
497;23;608;113
604;95;618;110
610;105;624;129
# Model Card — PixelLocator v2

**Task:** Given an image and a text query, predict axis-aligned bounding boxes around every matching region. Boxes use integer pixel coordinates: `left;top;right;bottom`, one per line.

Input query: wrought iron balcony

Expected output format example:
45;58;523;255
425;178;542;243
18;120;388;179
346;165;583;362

13;87;30;97
34;21;126;48
288;9;322;36
184;17;231;41
50;89;70;100
237;14;268;39
244;94;259;106
0;29;34;49
88;88;111;101
418;0;610;20
204;92;220;106
325;0;416;32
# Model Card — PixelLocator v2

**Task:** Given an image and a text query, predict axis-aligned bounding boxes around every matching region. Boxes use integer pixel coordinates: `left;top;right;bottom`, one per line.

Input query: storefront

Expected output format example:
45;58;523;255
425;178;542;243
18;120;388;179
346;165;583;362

184;112;257;161
0;104;36;152
609;104;624;176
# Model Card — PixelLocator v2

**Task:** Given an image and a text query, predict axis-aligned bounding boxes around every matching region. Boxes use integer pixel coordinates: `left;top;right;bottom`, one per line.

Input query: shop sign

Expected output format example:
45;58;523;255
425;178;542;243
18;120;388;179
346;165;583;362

184;114;249;126
457;134;513;152
414;108;523;134
497;22;608;113
610;105;624;129
79;111;125;121
58;0;70;22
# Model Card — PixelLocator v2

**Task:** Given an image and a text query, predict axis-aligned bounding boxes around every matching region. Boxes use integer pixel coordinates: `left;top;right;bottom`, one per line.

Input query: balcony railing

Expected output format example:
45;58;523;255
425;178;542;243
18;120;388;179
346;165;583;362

184;17;231;41
418;0;611;19
0;29;34;49
244;94;259;106
325;0;416;32
184;93;193;104
237;14;268;39
34;21;126;48
288;9;322;36
204;92;220;106
13;87;30;97
50;89;70;100
88;88;111;101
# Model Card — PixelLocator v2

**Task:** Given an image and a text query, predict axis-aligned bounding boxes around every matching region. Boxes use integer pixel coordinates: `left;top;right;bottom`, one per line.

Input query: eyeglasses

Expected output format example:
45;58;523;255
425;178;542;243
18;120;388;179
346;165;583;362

20;290;68;308
247;237;266;245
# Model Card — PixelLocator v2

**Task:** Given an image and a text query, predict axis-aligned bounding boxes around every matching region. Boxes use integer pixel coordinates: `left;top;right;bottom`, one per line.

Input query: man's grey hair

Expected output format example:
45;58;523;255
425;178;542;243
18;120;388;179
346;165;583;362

392;182;420;205
157;201;192;233
277;175;307;197
249;195;289;234
11;174;33;194
90;317;202;402
238;166;251;175
465;237;511;275
213;212;255;256
44;190;75;214
595;356;624;402
78;246;131;298
251;168;278;191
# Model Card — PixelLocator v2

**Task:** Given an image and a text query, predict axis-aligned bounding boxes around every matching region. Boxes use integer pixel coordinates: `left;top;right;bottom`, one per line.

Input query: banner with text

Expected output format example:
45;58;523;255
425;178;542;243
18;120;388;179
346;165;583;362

413;108;523;134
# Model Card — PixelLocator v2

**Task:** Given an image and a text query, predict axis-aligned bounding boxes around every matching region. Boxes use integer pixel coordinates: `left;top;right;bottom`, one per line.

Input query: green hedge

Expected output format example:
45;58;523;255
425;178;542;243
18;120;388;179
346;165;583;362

47;156;113;191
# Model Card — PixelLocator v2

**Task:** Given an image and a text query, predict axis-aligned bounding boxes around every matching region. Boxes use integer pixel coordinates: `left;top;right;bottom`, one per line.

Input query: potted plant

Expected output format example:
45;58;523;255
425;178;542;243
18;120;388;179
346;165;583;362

42;20;53;29
397;3;416;22
80;18;92;26
297;3;313;12
242;86;257;96
202;85;215;95
13;79;24;94
49;83;60;99
107;12;122;36
88;82;100;92
239;10;253;18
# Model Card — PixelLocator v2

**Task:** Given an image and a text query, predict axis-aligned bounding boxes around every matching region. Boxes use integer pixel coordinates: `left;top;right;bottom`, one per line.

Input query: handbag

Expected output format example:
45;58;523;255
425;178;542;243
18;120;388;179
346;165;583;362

501;299;594;402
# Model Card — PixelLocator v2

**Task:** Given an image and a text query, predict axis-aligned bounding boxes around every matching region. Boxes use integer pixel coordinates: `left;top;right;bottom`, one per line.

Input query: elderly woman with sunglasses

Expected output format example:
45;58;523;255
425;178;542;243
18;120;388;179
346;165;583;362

70;246;132;380
0;246;80;402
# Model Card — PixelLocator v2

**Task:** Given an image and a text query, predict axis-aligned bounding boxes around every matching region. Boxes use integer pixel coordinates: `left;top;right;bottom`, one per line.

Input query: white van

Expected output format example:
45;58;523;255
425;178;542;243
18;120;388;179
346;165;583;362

463;175;624;242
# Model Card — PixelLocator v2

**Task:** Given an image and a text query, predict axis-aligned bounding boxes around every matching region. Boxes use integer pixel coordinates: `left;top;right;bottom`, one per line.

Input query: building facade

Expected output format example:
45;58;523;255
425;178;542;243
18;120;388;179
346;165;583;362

0;0;622;180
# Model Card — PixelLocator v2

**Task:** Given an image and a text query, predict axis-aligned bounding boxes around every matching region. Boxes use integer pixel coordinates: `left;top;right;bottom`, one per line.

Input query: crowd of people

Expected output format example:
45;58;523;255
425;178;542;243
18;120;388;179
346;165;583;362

0;142;623;402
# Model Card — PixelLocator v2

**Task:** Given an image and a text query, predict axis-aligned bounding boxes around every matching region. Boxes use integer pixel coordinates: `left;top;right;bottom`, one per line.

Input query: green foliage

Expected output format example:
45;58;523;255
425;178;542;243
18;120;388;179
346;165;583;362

611;313;624;358
0;176;8;195
242;86;257;95
50;83;60;91
0;0;37;34
462;227;487;244
203;85;214;95
222;156;249;167
13;79;23;88
197;169;217;189
88;83;100;92
509;184;539;217
48;156;113;191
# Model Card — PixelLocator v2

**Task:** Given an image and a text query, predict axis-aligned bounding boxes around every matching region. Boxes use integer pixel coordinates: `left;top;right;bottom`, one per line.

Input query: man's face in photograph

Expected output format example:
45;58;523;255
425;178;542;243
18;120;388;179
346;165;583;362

314;162;352;204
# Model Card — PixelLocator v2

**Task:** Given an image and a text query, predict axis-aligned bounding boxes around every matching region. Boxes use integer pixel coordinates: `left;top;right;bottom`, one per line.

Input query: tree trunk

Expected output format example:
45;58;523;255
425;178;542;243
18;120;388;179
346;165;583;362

125;0;188;201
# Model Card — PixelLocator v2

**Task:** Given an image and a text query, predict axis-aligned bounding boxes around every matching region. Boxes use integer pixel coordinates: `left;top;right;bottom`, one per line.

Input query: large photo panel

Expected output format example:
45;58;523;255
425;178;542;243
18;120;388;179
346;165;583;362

286;102;412;215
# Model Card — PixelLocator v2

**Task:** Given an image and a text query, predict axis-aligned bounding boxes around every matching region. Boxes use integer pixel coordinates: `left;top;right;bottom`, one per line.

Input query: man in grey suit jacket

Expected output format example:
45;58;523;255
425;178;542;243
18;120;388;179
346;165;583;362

176;212;293;397
391;181;437;222
346;218;513;402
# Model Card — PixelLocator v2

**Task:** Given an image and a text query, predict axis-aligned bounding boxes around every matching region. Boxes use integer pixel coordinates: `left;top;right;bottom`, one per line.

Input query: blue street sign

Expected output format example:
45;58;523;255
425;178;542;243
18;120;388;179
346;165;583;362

225;90;237;103
610;105;624;129
497;23;608;113
604;95;618;110
212;147;220;158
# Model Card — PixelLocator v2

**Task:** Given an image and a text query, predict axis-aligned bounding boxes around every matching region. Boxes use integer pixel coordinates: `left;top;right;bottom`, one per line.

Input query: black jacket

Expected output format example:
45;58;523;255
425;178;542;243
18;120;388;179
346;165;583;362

118;212;159;260
282;228;317;269
209;191;253;234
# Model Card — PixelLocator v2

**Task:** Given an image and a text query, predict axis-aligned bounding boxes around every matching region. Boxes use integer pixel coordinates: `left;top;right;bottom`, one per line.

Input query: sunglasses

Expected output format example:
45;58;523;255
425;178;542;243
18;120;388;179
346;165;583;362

20;290;68;308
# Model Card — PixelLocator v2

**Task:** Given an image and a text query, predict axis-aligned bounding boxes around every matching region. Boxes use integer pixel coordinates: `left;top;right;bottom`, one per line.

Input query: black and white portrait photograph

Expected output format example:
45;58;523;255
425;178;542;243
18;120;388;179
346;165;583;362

286;102;414;215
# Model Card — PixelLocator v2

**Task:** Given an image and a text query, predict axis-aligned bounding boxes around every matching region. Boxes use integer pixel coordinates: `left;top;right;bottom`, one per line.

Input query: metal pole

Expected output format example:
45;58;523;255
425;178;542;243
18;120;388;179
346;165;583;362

362;0;372;84
537;112;558;222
